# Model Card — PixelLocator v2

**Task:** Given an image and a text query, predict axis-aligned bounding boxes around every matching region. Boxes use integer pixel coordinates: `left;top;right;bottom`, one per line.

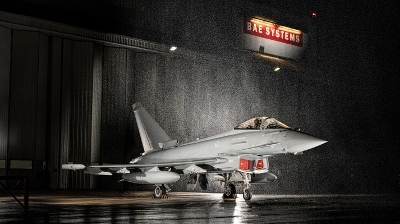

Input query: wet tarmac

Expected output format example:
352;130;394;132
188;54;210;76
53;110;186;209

0;191;399;223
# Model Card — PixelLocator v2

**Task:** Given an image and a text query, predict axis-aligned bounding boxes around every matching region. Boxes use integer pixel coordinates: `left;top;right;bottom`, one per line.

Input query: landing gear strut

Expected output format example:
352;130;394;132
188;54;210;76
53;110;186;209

153;184;168;199
242;173;252;200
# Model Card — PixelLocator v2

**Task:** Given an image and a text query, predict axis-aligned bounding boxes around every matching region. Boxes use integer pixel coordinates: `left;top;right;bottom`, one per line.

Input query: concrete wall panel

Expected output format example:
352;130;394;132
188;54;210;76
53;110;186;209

99;47;128;189
124;50;137;163
101;47;127;163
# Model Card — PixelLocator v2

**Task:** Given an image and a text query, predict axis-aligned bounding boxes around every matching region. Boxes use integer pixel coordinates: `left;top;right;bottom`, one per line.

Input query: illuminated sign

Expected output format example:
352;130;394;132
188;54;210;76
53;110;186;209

244;18;303;47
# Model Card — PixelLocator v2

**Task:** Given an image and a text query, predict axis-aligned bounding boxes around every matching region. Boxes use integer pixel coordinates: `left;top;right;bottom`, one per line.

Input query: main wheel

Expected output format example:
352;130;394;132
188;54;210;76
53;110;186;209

154;185;167;198
243;188;252;200
154;185;163;198
223;184;237;198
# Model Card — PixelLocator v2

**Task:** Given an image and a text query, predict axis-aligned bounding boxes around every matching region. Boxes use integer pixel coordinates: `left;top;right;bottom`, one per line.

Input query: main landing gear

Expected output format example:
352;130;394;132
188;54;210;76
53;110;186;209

223;174;237;199
223;183;237;199
153;184;169;199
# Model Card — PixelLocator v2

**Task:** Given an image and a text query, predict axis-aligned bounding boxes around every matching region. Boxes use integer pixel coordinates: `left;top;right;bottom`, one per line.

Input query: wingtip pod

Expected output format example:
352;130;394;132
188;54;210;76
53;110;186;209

62;164;86;170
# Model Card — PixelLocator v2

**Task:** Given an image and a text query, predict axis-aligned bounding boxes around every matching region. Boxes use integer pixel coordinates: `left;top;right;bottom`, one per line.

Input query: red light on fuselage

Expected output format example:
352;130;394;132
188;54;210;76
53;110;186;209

240;159;249;170
256;159;264;169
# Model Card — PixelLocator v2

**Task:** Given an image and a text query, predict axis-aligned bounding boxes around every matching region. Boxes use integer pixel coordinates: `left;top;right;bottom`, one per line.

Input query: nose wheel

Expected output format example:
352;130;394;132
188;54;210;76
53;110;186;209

243;188;252;200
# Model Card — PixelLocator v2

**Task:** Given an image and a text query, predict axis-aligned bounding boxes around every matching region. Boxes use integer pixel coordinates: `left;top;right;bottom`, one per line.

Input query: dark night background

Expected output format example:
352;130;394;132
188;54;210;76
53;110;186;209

0;0;399;194
279;0;400;193
259;0;399;194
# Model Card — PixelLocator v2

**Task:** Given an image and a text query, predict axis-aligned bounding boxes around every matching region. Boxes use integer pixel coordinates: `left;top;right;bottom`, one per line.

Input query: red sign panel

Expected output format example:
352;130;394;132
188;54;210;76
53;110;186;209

244;18;303;47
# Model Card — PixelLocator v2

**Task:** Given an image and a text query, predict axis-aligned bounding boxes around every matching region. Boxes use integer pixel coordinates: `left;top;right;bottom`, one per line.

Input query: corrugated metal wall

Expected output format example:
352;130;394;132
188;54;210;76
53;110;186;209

4;30;48;187
60;40;94;189
0;26;11;178
47;37;62;190
0;27;105;189
90;44;103;189
8;31;39;161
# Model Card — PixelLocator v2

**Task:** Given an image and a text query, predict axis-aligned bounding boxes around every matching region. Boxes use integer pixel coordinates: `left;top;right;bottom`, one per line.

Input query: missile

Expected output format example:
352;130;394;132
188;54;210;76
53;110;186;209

122;171;180;184
62;164;86;171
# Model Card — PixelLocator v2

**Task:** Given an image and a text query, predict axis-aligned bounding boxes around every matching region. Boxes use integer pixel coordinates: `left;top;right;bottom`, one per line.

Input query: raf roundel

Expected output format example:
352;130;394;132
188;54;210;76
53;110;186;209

215;141;220;147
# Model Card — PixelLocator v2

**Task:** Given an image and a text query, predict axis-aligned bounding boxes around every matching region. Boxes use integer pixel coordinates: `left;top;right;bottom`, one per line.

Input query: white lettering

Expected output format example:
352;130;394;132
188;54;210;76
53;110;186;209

253;24;257;32
290;33;295;42
245;19;302;46
247;22;251;31
265;27;270;35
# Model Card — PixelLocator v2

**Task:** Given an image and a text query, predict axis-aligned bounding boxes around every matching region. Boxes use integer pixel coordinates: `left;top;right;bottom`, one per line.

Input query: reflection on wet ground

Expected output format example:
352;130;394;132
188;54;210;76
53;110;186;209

1;191;399;223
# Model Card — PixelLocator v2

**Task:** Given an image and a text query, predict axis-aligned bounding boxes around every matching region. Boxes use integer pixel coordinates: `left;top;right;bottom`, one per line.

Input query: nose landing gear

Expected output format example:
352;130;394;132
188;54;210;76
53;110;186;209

243;173;252;200
243;188;252;200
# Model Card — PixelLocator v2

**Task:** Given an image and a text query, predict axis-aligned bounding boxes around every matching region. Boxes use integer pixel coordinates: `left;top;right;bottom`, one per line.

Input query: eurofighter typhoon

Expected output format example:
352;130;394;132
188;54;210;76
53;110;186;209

63;103;327;200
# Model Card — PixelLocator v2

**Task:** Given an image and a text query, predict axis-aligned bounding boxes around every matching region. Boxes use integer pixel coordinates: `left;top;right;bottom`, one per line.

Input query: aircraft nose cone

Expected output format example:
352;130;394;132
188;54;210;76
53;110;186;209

286;131;327;153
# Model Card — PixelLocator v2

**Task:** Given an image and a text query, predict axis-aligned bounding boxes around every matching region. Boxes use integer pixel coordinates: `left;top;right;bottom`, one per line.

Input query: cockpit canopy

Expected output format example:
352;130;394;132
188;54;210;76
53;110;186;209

234;117;290;130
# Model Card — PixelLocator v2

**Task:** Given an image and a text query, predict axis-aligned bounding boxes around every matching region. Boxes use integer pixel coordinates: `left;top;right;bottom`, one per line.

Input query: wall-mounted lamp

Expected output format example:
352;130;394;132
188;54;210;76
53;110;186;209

170;46;177;51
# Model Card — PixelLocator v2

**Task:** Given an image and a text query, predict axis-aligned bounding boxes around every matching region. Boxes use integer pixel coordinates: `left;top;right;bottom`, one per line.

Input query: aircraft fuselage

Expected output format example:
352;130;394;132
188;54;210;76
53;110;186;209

136;129;288;171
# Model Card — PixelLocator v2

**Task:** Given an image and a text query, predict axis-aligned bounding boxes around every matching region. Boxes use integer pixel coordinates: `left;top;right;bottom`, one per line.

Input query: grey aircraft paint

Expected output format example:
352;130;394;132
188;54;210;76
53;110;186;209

62;102;326;200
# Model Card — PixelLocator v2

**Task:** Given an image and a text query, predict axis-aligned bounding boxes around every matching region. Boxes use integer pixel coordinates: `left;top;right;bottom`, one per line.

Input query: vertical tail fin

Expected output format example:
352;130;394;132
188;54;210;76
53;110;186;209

132;103;171;152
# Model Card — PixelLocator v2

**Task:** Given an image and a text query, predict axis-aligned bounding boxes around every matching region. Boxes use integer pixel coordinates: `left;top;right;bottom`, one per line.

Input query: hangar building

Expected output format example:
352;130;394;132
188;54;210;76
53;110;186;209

0;0;334;192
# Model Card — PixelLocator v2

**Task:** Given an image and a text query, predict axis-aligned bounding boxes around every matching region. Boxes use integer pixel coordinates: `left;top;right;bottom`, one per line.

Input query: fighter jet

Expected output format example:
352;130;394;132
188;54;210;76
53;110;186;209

62;102;327;200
